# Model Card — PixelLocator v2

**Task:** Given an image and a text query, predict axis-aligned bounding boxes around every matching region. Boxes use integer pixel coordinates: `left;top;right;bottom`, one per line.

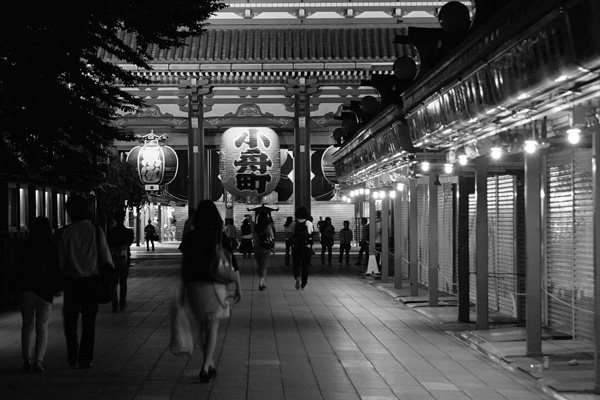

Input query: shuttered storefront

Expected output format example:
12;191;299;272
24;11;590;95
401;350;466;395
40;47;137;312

417;183;429;285
546;149;594;340
469;175;518;318
400;196;410;279
438;182;455;294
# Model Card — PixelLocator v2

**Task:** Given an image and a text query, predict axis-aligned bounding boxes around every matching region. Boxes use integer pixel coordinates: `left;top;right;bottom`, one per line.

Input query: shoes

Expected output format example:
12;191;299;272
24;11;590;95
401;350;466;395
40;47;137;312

259;284;266;291
22;360;32;371
301;285;306;291
79;363;93;369
112;307;118;313
120;303;127;311
33;362;45;373
208;366;217;379
295;277;301;290
199;370;210;383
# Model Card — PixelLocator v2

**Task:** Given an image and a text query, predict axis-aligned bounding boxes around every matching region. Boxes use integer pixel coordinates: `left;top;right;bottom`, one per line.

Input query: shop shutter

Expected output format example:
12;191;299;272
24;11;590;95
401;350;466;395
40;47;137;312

400;197;410;279
546;149;594;340
493;176;518;316
438;183;455;294
417;184;429;285
468;175;517;317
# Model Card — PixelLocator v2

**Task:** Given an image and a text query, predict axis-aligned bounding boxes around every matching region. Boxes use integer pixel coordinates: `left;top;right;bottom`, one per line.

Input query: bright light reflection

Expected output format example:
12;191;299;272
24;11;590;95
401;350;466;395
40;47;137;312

490;146;503;159
458;155;468;166
444;163;453;174
567;128;581;144
524;140;538;154
421;161;430;172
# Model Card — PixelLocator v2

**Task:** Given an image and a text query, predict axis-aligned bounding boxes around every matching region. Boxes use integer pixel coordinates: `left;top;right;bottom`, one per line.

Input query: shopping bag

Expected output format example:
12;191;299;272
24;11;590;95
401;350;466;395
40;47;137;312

169;288;193;356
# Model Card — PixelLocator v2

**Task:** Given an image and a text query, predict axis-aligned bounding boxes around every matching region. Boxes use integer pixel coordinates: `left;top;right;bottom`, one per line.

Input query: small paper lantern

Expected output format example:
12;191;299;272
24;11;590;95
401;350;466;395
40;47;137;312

126;132;178;186
219;127;280;198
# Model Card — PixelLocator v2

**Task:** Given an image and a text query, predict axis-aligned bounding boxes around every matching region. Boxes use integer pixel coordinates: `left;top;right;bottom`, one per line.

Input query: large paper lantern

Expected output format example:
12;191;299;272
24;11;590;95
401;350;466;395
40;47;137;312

126;132;178;186
321;146;339;184
219;127;280;198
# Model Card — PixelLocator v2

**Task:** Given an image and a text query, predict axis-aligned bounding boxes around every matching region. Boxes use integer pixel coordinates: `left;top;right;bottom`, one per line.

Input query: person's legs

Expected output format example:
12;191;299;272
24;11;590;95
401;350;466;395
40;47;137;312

151;238;155;251
62;280;80;367
78;278;99;367
301;247;310;288
344;244;350;264
327;245;332;265
119;265;129;310
320;242;325;262
201;320;219;373
19;291;35;366
292;247;302;289
33;294;52;368
255;251;268;288
284;240;291;265
146;239;150;251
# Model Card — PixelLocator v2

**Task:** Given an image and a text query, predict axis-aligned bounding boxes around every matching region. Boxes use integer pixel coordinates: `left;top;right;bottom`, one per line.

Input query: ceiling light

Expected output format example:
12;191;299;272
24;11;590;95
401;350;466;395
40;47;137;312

458;154;468;165
444;163;453;174
389;190;397;199
421;161;430;172
397;182;405;191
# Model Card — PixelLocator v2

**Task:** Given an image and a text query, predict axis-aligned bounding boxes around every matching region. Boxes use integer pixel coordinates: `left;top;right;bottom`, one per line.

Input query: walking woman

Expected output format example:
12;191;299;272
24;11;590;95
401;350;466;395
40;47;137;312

239;218;254;258
15;216;61;372
252;212;274;290
179;200;242;383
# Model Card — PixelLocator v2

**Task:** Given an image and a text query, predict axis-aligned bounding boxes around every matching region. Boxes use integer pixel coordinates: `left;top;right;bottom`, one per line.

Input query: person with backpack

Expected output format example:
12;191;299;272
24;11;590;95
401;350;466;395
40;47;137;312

252;213;274;291
290;206;314;290
319;217;335;266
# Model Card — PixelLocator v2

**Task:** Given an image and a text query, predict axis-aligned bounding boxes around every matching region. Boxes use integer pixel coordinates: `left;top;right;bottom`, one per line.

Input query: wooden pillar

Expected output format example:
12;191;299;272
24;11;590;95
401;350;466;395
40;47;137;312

369;192;376;261
381;194;390;283
457;176;474;322
475;157;489;330
409;178;419;296
288;78;317;214
593;124;600;393
524;149;543;356
428;174;439;306
394;189;403;289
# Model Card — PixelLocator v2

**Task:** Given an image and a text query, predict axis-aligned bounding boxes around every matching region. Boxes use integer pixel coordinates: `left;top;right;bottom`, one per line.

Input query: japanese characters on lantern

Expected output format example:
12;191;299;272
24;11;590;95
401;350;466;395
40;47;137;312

126;132;178;187
219;127;280;198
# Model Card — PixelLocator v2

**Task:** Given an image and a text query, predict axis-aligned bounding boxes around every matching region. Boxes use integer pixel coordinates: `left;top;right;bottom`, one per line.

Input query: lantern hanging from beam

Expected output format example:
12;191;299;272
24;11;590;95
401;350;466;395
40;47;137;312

126;132;178;186
219;127;280;198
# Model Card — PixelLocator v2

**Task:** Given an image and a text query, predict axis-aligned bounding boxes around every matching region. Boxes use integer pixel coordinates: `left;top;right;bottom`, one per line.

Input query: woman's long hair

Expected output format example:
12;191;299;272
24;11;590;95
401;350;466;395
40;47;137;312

254;213;269;234
193;200;223;242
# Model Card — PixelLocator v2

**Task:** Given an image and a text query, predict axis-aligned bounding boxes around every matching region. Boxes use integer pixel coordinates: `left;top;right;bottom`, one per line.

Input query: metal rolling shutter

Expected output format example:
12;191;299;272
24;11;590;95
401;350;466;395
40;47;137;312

438;183;455;294
400;197;410;279
546;149;594;340
469;193;477;305
493;176;517;316
417;184;429;285
468;176;517;317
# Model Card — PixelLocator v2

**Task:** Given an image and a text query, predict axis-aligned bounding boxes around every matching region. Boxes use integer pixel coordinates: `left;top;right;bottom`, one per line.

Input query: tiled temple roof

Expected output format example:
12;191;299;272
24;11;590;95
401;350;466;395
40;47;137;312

102;27;413;64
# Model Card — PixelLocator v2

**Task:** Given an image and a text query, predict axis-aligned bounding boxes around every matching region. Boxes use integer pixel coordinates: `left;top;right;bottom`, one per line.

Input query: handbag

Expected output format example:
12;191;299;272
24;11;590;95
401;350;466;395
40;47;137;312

95;227;116;304
209;232;237;284
259;233;275;250
169;287;193;356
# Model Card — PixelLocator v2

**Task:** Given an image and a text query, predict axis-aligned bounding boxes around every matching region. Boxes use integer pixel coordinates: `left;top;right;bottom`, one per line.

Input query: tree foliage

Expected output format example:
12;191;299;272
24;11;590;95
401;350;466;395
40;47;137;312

0;0;225;189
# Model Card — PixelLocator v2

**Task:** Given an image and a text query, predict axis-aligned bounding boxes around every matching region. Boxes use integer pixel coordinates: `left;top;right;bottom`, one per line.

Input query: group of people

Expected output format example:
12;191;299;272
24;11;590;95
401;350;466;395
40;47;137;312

15;195;133;373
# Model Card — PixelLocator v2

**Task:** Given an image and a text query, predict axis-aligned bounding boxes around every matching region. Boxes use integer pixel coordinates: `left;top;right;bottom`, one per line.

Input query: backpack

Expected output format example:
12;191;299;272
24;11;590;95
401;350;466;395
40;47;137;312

292;221;311;248
258;233;275;249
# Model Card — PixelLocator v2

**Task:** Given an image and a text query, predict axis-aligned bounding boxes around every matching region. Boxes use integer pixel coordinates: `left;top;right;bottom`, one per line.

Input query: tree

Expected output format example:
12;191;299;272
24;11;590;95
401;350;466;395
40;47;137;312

0;1;225;189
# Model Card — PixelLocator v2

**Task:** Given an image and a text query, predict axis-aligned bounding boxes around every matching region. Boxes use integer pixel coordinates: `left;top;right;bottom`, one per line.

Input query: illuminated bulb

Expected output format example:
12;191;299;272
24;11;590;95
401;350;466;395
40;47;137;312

359;188;365;195
379;190;386;198
389;190;396;199
524;140;537;154
458;154;468;166
397;182;405;191
421;161;430;172
346;197;352;203
372;191;379;199
444;163;453;174
365;188;370;195
567;128;581;144
490;146;503;160
342;195;348;202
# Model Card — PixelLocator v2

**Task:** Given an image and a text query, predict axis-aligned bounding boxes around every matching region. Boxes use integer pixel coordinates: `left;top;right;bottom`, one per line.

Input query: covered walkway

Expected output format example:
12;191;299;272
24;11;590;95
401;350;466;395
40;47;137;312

0;243;556;400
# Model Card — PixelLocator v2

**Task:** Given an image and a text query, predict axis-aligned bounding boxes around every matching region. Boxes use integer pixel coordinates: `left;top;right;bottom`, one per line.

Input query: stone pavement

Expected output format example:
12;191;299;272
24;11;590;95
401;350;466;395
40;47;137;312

0;241;576;400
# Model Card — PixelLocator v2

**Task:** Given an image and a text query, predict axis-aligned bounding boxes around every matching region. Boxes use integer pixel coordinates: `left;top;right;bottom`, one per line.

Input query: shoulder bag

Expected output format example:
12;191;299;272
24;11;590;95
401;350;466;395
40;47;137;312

209;231;237;284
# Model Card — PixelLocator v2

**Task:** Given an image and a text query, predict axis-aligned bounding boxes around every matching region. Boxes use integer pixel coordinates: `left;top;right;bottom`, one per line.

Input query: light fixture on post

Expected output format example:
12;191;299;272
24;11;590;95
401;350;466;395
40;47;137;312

389;190;397;199
568;105;587;144
490;145;503;160
397;182;405;191
444;163;453;174
523;140;537;154
421;161;431;172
